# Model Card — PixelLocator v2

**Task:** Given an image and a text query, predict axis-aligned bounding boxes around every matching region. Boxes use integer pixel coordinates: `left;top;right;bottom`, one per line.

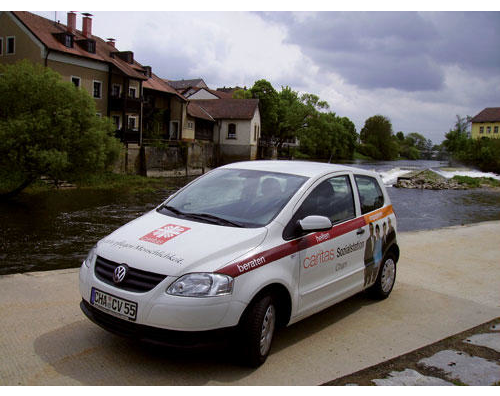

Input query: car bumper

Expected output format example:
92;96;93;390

80;299;238;348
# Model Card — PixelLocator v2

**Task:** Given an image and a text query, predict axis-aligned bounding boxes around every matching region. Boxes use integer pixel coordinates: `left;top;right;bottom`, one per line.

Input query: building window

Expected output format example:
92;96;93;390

93;81;102;99
479;126;484;134
227;123;236;139
486;126;491;134
494;126;499;134
87;40;96;53
128;87;137;98
0;37;3;56
96;113;101;117
64;34;73;48
187;121;194;130
128;116;137;130
6;36;15;55
111;84;121;97
71;76;81;88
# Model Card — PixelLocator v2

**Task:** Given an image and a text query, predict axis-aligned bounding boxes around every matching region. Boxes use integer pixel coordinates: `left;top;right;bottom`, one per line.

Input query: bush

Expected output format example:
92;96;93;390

0;60;122;197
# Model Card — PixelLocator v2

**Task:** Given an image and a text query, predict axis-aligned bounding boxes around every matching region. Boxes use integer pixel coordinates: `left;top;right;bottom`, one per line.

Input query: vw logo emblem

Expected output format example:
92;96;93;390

113;264;128;284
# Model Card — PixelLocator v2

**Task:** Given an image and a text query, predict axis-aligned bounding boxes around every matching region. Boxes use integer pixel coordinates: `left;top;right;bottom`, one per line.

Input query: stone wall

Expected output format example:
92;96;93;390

142;142;215;177
116;141;268;176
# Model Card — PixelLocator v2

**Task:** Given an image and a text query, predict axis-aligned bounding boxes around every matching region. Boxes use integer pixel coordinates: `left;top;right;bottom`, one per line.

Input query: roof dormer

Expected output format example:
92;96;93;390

53;32;74;48
111;51;134;64
76;38;96;54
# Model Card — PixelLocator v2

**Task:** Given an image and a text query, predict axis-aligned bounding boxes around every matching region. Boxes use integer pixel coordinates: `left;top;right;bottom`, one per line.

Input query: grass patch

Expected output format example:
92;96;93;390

7;173;177;196
353;150;372;160
416;169;446;183
452;175;500;188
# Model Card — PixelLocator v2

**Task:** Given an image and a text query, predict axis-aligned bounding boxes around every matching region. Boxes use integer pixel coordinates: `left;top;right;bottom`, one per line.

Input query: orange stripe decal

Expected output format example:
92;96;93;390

363;204;393;224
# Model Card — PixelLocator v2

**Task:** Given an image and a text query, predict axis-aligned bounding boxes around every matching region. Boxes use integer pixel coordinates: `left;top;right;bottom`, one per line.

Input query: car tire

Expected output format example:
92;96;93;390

367;253;396;300
239;294;276;367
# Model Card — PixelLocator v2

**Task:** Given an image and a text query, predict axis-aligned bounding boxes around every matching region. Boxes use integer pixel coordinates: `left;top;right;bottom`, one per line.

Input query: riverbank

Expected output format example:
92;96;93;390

10;172;188;196
5;160;500;197
1;221;499;385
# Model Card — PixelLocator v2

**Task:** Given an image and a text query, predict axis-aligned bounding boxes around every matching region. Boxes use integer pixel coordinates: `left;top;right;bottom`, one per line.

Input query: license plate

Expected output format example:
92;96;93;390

90;287;137;321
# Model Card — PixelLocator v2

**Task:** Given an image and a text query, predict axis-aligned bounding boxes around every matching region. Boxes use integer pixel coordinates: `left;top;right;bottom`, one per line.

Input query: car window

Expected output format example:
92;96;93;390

354;175;384;214
161;169;308;228
283;175;355;239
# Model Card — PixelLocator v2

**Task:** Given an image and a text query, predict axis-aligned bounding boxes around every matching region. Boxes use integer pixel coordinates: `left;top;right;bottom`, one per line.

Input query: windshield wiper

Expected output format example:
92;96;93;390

158;204;184;216
158;205;244;227
184;212;244;227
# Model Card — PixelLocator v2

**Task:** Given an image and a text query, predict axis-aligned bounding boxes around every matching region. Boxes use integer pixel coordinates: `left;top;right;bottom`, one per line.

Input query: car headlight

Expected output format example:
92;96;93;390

166;273;234;297
83;245;97;268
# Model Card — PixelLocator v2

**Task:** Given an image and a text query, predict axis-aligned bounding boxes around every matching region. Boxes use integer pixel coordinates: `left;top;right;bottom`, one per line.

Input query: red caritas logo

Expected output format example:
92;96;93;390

140;224;190;245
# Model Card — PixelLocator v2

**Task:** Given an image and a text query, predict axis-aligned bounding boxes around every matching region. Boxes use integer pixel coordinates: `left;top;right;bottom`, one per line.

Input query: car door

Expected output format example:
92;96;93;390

284;173;365;315
353;174;390;288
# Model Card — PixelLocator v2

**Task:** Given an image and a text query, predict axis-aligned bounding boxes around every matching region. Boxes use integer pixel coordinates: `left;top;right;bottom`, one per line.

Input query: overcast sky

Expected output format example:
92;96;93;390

33;4;500;144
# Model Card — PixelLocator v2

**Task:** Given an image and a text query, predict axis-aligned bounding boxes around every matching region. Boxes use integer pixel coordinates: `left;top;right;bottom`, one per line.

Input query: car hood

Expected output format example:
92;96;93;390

96;210;268;277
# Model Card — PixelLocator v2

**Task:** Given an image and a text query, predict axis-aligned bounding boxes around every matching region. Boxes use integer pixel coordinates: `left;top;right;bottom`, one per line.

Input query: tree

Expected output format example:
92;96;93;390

246;78;357;160
0;60;122;197
249;80;330;149
299;112;358;160
359;115;399;160
454;114;471;135
249;79;279;140
232;89;252;99
274;87;329;149
443;115;471;155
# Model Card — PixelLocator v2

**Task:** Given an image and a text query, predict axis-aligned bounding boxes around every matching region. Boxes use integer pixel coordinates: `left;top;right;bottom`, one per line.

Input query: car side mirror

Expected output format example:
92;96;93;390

298;215;332;232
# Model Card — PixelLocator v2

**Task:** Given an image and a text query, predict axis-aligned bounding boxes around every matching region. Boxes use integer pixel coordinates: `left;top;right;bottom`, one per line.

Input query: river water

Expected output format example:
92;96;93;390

1;160;499;275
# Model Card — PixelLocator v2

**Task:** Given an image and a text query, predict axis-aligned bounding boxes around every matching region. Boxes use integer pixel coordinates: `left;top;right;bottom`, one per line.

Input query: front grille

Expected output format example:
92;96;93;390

94;256;167;293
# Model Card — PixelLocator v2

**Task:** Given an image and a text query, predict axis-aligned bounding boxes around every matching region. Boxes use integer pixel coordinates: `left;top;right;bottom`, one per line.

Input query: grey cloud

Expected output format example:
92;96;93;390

134;48;197;80
258;11;499;93
427;12;500;72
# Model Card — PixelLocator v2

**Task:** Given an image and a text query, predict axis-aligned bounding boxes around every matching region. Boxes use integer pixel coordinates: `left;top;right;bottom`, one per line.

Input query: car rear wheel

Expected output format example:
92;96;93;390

239;294;276;367
368;253;396;300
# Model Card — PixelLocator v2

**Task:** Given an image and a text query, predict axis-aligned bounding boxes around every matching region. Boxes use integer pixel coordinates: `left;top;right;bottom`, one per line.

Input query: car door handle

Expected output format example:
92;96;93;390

357;228;365;235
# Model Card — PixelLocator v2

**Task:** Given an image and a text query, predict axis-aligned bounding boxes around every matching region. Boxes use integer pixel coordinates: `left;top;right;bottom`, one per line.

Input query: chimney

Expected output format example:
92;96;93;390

82;13;93;38
67;11;76;34
106;38;116;48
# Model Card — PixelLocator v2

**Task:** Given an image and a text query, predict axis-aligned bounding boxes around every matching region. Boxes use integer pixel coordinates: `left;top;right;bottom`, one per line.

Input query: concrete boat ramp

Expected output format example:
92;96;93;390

1;221;499;385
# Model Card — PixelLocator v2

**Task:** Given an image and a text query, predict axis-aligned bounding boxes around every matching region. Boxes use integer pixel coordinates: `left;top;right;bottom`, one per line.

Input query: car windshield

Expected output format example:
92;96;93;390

158;168;308;228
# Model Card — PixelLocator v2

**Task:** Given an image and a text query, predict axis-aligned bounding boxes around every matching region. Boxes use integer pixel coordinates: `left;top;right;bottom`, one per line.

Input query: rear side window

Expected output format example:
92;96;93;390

355;175;384;214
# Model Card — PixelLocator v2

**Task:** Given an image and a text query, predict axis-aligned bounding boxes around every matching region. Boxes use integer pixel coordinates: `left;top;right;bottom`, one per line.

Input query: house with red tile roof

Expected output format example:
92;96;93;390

470;107;500;139
1;11;261;163
188;99;261;162
165;77;261;161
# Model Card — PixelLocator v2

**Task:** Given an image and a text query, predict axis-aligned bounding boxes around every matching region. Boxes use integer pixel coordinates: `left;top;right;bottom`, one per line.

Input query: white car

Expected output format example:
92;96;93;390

79;160;399;366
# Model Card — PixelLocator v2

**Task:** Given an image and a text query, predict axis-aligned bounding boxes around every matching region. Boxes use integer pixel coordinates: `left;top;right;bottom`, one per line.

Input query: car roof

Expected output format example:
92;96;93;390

221;160;372;178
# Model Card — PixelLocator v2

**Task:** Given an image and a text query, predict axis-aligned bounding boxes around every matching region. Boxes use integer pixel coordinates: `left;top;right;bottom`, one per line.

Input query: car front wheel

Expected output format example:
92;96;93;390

239;294;276;367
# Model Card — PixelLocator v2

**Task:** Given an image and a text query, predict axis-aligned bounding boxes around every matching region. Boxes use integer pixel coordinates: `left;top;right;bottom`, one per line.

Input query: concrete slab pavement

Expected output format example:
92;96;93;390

419;350;500;386
1;221;500;385
371;369;453;386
